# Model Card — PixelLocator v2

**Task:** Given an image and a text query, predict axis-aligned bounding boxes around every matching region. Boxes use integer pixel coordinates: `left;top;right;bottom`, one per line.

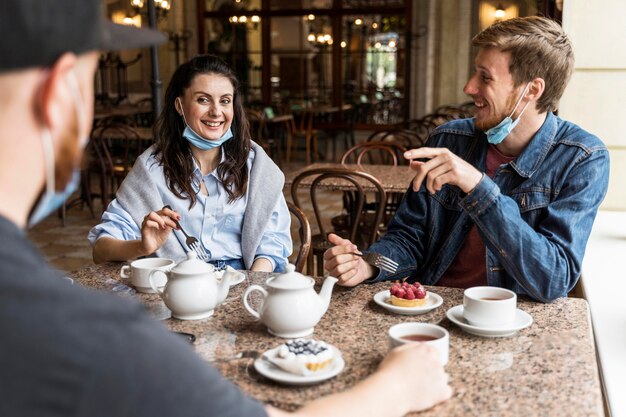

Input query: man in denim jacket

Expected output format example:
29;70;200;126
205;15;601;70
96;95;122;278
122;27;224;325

324;16;609;303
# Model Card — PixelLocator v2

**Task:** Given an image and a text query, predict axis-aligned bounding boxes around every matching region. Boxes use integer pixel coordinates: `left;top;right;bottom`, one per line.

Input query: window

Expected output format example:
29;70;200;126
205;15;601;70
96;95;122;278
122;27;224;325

200;0;409;125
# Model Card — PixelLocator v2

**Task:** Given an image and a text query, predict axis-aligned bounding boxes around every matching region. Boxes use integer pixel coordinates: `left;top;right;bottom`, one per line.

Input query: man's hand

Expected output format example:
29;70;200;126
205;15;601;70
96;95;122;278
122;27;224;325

140;206;179;256
404;147;483;194
377;343;452;412
323;233;375;287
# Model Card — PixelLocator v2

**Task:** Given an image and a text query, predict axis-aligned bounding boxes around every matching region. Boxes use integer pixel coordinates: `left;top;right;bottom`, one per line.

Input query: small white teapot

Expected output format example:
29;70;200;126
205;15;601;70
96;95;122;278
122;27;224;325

243;264;338;338
149;252;236;320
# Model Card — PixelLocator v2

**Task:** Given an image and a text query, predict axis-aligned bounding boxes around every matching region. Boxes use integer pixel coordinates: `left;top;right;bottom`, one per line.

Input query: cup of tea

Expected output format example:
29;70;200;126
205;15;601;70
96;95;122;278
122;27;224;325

388;322;449;365
120;258;175;293
462;286;517;327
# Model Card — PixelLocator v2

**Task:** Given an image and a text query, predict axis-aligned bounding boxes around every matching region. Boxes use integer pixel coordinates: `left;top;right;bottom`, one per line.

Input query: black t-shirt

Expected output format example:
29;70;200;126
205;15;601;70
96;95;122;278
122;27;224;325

0;216;266;417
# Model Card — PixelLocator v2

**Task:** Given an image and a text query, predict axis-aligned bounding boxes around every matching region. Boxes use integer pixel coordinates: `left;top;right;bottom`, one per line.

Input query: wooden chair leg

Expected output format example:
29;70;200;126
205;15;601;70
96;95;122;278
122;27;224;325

312;133;318;163
307;252;314;276
305;134;312;165
285;130;293;162
316;252;324;277
80;172;95;218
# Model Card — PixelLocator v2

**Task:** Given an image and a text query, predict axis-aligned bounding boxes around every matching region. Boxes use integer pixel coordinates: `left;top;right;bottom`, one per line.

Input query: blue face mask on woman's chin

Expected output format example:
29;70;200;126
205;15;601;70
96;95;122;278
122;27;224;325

28;71;88;227
176;97;233;150
182;125;233;150
485;82;531;145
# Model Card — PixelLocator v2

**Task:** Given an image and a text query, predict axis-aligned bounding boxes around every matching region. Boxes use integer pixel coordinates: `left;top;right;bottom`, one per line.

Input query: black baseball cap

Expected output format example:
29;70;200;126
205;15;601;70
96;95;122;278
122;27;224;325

0;0;166;72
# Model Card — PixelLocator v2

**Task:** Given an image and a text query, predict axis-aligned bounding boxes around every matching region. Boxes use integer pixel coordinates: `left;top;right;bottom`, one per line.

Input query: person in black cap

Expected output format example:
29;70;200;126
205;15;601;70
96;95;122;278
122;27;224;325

0;1;450;416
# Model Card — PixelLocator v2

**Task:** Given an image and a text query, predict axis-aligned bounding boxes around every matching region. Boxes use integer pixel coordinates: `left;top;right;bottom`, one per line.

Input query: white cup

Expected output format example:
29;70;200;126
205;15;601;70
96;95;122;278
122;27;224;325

120;258;175;293
462;286;517;327
388;322;449;365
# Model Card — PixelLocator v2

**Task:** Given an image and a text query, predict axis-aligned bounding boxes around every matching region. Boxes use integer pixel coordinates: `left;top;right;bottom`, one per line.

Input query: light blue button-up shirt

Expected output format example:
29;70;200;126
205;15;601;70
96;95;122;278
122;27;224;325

88;150;292;271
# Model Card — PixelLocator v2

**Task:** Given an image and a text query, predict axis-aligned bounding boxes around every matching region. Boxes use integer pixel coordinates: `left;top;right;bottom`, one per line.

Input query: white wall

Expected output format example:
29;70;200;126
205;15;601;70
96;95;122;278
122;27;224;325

560;0;626;210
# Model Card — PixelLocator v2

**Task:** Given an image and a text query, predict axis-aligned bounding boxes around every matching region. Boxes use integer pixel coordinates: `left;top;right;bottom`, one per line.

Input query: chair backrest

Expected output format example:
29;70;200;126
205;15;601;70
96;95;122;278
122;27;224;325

367;128;423;150
291;167;387;248
95;114;137;128
287;202;312;273
92;123;142;185
246;108;266;142
90;123;142;208
134;97;154;127
434;103;475;119
420;112;457;129
341;141;407;166
290;109;315;136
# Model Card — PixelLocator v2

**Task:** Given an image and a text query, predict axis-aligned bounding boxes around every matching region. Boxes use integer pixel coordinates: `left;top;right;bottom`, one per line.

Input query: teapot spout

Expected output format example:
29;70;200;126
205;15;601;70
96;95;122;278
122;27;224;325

216;269;237;304
316;275;338;315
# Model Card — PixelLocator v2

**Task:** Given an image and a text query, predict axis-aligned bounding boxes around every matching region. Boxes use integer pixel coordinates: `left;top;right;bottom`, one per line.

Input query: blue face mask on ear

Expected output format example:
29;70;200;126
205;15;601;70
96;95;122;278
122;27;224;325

485;82;531;145
28;165;81;226
28;71;88;227
177;97;233;150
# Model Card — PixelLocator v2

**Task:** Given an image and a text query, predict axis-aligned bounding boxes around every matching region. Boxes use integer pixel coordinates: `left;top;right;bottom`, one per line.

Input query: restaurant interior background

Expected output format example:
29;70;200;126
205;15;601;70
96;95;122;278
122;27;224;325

36;0;623;270
25;2;624;414
100;0;624;207
105;0;547;125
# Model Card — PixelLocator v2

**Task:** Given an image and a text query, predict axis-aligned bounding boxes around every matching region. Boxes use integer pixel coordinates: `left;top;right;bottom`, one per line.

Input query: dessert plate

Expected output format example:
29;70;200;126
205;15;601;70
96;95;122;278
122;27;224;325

215;269;246;287
254;345;344;386
373;290;443;316
446;305;533;337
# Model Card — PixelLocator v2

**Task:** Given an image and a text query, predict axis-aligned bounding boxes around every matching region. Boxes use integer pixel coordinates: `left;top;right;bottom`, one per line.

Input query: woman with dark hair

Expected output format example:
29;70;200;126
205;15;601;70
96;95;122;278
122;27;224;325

89;55;291;272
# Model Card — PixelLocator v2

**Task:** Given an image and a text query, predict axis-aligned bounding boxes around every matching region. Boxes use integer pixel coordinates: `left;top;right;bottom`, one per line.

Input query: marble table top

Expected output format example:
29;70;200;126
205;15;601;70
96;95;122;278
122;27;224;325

70;263;604;417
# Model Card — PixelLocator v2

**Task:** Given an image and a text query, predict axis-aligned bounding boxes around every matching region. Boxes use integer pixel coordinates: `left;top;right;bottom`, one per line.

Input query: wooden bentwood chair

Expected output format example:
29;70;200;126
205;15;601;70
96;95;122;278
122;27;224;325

89;122;142;209
341;141;407;166
291;167;387;276
287;202;312;273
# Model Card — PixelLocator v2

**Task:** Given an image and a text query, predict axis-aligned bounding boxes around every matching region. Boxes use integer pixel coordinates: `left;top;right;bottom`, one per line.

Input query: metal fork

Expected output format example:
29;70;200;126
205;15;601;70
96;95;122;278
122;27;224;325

163;205;209;261
353;251;399;274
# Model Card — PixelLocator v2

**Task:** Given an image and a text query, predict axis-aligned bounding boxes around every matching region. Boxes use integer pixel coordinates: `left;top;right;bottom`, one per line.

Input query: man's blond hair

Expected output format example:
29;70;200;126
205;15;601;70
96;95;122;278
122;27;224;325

472;16;574;113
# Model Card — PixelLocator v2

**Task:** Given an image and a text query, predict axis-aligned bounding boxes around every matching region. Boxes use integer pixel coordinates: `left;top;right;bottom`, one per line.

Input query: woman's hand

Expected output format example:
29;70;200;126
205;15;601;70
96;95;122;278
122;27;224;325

140;207;179;256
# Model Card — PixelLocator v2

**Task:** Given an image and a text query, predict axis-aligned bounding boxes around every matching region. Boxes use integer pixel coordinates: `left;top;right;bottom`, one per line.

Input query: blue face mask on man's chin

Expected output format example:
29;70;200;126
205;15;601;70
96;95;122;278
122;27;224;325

28;71;87;227
485;82;531;145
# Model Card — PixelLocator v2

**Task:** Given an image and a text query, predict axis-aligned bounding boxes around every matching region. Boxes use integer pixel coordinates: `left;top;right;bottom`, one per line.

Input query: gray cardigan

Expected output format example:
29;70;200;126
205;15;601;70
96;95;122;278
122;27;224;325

115;142;285;268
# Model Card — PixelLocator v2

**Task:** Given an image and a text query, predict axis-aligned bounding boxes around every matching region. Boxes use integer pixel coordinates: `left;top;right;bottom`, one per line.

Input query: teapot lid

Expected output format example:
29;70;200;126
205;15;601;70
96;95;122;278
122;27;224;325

171;251;215;275
267;264;314;290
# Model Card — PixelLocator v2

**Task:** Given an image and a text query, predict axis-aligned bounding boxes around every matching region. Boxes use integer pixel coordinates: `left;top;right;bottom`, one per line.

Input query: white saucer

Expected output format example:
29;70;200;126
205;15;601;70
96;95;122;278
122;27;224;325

254;345;344;386
215;269;246;287
446;305;533;337
373;290;443;316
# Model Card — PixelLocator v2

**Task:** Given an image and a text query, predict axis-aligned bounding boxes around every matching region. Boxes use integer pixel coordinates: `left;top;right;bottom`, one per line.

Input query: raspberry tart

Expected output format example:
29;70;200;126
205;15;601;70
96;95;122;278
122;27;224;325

389;282;428;307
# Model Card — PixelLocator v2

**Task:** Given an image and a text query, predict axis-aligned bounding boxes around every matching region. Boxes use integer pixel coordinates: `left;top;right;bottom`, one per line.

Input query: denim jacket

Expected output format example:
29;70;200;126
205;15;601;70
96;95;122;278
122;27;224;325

367;113;609;302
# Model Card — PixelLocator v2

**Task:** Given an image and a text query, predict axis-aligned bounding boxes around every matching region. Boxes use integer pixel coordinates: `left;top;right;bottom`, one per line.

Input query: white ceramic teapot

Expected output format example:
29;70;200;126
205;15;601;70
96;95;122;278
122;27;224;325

243;264;338;338
149;252;235;320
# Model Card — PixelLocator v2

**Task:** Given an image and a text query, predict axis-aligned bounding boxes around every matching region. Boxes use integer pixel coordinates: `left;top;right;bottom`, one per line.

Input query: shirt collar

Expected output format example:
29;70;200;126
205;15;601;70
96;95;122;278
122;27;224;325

508;112;557;178
192;149;227;179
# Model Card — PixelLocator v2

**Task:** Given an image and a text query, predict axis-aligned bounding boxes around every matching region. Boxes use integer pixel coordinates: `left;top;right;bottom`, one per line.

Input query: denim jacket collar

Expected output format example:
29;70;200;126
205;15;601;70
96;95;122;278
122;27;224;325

507;112;557;178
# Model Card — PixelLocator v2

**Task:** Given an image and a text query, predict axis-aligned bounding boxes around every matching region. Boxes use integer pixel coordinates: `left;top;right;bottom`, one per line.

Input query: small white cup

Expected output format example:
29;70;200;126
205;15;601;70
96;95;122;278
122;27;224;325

120;258;175;293
462;286;517;327
388;322;449;365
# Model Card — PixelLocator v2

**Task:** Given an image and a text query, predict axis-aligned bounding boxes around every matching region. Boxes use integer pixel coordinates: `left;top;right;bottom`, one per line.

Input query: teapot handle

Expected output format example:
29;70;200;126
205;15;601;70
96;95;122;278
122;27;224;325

243;285;267;320
120;265;131;280
148;270;167;297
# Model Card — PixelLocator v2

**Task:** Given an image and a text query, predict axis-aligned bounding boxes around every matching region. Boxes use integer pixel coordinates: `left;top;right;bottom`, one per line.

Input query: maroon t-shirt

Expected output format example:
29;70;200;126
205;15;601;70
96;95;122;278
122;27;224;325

437;145;515;289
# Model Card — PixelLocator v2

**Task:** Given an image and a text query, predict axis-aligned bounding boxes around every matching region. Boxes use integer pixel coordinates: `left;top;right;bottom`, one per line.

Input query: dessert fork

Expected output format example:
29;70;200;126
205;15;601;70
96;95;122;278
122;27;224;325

163;205;209;261
353;251;399;274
